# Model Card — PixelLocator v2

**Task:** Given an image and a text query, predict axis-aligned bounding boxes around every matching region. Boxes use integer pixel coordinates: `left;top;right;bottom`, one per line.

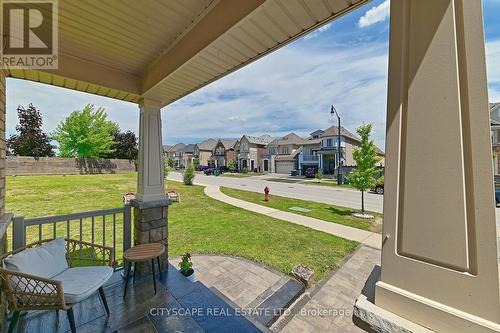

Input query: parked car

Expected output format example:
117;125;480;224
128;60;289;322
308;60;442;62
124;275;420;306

305;167;317;178
374;182;384;195
204;166;229;175
495;189;500;206
196;165;210;172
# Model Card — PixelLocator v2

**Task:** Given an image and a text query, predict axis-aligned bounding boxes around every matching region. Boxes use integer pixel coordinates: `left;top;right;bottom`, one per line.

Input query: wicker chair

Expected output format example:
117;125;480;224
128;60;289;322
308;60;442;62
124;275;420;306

0;238;114;333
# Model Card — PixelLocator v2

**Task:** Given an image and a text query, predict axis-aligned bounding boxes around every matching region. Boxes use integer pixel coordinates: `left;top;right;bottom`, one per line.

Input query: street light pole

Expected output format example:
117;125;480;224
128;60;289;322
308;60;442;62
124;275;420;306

330;105;342;185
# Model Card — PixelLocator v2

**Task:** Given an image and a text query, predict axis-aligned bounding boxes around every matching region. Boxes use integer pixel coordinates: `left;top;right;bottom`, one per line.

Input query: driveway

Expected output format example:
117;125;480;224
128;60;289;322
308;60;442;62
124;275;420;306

168;172;384;213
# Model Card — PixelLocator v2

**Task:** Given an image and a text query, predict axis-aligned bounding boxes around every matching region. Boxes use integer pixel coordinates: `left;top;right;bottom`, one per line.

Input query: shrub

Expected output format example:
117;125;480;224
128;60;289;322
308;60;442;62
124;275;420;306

183;165;195;185
228;160;237;173
241;167;249;174
163;159;169;178
179;253;193;277
315;170;323;182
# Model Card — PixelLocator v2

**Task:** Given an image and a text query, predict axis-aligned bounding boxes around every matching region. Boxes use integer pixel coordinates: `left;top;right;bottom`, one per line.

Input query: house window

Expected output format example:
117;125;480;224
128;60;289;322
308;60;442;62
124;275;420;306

281;147;289;154
268;147;275;155
326;138;333;147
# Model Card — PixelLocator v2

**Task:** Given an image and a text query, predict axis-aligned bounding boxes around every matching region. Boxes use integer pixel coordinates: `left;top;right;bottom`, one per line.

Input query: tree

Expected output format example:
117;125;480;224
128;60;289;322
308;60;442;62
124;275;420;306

193;159;200;169
183;165;195;185
347;123;381;213
107;130;138;161
7;104;54;158
227;160;237;173
167;158;175;168
315;169;323;183
52;104;119;158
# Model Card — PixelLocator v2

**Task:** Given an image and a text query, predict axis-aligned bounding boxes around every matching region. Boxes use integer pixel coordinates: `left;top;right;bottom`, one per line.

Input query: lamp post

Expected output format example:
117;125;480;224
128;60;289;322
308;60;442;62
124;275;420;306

330;105;342;185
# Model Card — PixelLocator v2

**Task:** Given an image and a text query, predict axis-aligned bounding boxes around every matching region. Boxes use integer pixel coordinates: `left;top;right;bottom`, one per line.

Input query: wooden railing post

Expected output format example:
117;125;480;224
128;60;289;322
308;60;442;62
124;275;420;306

12;216;25;250
123;204;131;253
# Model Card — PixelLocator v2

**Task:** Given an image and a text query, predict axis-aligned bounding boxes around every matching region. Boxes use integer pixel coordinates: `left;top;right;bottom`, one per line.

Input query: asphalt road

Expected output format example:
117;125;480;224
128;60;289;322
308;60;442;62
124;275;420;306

167;172;385;213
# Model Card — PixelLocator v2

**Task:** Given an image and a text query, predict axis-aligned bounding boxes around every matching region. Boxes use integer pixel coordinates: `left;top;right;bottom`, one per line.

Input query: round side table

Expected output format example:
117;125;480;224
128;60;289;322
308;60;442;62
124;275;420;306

123;243;165;297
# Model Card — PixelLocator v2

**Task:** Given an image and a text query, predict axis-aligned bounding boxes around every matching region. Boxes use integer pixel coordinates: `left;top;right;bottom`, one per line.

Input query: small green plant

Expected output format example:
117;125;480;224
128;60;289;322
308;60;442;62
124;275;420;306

241;167;249;174
163;159;169;178
228;160;237;173
315;170;323;182
179;253;193;276
193;159;200;169
167;158;175;168
183;165;195;185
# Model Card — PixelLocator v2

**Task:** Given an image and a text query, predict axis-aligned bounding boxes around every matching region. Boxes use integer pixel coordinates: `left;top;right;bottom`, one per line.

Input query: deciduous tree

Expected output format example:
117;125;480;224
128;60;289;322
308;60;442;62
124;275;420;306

52;104;118;158
347;123;381;212
7;104;54;158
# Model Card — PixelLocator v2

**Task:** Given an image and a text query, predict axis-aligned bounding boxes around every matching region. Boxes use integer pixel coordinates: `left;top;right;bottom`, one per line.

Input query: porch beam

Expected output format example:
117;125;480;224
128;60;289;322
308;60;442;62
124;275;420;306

376;0;500;332
136;98;166;202
140;0;265;97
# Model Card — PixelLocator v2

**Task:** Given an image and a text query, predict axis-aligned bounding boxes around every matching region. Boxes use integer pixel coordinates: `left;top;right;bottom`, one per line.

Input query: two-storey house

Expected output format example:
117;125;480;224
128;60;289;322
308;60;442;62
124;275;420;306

236;134;273;172
261;133;303;174
193;139;217;167
163;143;185;167
209;139;237;167
177;144;195;168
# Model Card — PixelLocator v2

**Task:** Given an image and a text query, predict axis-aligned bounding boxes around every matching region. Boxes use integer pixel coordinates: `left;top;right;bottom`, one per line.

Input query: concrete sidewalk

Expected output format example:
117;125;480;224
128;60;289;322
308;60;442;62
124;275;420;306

204;185;382;249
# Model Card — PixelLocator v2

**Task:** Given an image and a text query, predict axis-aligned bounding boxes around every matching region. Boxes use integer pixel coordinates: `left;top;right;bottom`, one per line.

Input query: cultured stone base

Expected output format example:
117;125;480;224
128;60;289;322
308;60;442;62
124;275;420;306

130;199;170;277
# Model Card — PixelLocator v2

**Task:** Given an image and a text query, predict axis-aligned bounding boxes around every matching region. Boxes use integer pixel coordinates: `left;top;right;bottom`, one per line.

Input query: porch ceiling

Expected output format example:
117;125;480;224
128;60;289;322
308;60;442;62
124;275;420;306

4;0;370;107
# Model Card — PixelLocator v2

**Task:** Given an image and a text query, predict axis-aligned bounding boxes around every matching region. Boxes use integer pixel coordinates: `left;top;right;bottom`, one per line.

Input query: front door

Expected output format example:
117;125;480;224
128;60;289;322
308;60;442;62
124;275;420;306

264;160;269;171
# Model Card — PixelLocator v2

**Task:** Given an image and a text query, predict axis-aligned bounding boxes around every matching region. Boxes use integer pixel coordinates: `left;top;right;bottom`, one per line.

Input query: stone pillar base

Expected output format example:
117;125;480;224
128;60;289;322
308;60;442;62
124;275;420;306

130;198;170;277
353;266;500;333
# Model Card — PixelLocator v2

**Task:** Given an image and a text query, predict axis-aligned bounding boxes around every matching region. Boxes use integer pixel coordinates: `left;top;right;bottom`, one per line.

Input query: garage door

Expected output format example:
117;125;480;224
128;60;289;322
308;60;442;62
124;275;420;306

276;161;295;174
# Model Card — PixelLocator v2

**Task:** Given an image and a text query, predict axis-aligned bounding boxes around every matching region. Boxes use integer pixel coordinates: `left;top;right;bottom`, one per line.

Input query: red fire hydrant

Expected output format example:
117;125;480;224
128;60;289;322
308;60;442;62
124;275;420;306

264;186;270;201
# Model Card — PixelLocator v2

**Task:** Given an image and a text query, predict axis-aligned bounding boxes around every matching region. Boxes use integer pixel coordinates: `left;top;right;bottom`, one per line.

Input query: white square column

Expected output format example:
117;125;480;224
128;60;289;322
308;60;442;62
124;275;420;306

136;98;166;202
376;1;500;332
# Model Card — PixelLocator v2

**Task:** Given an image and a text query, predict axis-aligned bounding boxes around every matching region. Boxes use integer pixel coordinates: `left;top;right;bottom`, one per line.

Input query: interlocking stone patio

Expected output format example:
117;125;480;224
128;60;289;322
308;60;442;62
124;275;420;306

172;254;290;309
278;246;380;333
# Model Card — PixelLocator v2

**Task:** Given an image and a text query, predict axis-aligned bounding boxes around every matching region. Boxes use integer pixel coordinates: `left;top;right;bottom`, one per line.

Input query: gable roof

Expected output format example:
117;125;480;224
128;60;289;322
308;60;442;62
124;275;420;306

179;144;195;153
196;138;217;151
218;139;237;149
268;133;303;147
491;103;500;125
320;126;360;142
165;143;185;152
298;139;322;146
309;129;324;137
243;134;274;145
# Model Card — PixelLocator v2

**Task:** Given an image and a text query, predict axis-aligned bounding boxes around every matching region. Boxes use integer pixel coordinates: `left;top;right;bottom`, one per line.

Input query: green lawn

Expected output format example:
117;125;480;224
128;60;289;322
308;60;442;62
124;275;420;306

6;173;357;282
220;187;382;232
221;172;264;178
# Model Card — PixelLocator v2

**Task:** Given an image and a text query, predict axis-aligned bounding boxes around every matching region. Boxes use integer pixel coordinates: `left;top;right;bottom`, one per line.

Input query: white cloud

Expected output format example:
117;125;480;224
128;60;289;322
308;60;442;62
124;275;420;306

164;42;389;148
303;22;332;40
486;39;500;102
358;0;390;28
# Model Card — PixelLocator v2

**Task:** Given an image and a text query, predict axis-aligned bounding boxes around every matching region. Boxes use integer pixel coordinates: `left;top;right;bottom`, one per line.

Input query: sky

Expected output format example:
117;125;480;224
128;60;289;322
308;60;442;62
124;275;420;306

6;0;500;150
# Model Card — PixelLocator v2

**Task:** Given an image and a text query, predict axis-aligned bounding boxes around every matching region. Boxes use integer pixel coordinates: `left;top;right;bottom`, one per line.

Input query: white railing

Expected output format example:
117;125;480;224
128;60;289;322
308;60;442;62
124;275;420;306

301;155;319;162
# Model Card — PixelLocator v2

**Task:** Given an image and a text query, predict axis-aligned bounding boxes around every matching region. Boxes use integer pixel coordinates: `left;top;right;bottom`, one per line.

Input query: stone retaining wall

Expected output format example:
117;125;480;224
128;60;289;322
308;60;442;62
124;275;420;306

7;156;135;176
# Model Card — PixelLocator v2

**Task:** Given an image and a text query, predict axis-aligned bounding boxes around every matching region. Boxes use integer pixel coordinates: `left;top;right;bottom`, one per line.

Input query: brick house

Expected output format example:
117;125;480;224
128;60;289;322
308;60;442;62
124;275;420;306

209;139;237;167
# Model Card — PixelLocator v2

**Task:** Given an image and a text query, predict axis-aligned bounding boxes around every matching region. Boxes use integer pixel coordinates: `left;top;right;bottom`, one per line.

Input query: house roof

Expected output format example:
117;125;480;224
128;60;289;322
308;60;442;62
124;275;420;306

267;133;303;146
298;139;322;145
491;103;500;125
243;134;274;145
179;144;195;154
165;143;185;152
275;150;301;161
320;126;361;141
309;129;324;137
196;139;217;151
218;139;237;149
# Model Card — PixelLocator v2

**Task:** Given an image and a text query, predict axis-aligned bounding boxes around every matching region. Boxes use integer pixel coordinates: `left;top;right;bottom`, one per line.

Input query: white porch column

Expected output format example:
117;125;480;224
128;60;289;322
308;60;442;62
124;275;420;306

136;98;166;202
376;1;500;332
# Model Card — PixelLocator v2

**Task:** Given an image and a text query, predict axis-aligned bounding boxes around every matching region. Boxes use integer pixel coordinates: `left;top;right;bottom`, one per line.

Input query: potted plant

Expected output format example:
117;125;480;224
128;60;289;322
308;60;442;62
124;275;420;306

179;253;195;282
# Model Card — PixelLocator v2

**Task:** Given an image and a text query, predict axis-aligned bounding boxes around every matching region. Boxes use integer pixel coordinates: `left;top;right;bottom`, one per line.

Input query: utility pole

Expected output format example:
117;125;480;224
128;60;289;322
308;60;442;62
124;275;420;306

330;105;342;185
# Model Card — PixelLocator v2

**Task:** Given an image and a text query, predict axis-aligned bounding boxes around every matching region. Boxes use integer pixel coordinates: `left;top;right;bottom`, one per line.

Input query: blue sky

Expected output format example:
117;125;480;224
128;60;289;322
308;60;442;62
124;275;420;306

6;0;500;149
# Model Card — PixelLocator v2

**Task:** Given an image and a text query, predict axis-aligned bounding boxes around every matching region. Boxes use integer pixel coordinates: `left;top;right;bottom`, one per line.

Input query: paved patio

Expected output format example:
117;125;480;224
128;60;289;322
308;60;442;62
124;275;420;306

277;246;380;333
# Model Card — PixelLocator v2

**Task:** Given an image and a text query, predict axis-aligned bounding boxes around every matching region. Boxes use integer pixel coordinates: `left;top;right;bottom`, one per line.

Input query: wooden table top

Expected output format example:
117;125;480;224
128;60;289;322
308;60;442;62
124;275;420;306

124;243;165;262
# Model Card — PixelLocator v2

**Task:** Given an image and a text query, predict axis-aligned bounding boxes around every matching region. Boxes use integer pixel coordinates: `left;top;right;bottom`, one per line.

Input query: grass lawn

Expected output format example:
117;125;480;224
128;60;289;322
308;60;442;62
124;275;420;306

221;172;264;178
220;187;382;232
6;173;357;282
302;179;354;189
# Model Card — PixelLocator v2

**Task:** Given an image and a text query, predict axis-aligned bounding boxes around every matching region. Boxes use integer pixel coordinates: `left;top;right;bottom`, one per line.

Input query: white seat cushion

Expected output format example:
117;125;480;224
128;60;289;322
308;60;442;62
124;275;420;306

52;266;113;304
4;238;68;278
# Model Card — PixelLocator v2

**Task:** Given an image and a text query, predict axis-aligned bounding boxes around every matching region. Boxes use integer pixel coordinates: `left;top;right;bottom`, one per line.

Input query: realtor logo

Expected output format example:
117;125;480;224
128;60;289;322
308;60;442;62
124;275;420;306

1;0;58;69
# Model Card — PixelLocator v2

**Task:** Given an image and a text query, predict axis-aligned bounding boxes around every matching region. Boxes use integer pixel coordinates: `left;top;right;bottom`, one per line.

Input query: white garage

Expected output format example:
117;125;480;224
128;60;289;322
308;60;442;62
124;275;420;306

275;160;296;174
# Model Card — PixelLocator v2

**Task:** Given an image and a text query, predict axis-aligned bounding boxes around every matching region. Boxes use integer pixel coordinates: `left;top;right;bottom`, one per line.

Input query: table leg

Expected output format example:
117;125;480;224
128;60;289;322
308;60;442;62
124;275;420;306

133;262;136;284
157;256;163;279
123;261;131;297
151;259;157;294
